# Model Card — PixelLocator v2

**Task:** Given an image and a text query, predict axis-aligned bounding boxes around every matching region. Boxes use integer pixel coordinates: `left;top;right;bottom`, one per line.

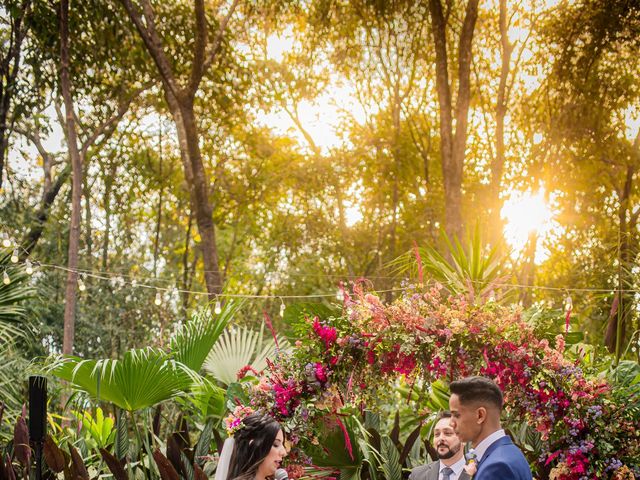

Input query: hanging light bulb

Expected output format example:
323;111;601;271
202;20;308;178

214;300;222;314
154;291;162;306
2;271;10;285
279;299;286;318
10;249;19;263
2;237;11;248
564;294;573;312
78;277;86;292
25;260;33;275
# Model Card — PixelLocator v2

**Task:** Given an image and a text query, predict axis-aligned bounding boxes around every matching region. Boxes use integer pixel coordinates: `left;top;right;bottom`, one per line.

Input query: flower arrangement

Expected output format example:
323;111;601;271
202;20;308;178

241;283;639;479
223;405;255;436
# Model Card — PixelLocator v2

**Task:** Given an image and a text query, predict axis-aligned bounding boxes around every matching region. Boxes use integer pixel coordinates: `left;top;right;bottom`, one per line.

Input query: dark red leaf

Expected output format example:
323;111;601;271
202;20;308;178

99;448;127;480
152;449;180;480
69;445;89;480
43;435;66;473
13;416;30;465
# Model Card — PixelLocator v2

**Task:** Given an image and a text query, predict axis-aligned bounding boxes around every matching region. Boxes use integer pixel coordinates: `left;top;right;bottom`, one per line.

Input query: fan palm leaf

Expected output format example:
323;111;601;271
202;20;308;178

204;323;290;385
44;347;200;412
170;300;243;372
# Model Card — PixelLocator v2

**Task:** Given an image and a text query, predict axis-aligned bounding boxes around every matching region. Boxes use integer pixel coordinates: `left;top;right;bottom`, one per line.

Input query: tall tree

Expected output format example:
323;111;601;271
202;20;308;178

58;0;83;354
117;0;241;299
428;0;479;240
0;0;31;189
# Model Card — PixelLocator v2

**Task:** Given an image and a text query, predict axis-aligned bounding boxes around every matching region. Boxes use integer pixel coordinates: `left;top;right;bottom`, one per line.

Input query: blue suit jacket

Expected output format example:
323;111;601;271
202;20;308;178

475;436;532;480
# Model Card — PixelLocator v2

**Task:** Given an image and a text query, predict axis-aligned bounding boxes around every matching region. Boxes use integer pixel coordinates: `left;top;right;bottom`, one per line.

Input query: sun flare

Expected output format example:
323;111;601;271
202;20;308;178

501;188;557;263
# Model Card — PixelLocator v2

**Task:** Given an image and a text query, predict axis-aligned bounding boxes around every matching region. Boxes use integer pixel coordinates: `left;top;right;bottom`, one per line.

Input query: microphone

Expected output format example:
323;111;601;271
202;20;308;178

275;468;289;480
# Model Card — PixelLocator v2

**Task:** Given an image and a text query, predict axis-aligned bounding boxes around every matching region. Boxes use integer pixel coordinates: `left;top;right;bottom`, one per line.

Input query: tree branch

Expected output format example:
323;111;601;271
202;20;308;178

187;0;208;96
202;0;240;72
118;0;181;100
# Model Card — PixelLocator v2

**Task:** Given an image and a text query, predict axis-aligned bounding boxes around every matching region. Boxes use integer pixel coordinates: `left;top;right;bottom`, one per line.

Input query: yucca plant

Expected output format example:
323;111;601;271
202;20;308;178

388;227;513;304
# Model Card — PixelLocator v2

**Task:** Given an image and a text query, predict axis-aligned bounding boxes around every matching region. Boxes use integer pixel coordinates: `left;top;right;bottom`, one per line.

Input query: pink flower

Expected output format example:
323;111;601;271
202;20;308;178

314;362;328;383
312;317;338;348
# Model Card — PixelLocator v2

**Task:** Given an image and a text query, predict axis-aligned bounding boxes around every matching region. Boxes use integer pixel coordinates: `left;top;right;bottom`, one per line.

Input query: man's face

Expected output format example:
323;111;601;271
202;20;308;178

433;418;462;460
449;393;482;445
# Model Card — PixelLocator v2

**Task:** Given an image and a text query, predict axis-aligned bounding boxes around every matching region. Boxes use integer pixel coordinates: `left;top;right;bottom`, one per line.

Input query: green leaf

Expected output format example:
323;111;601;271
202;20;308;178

44;347;199;411
204;322;290;385
114;410;129;461
380;436;402;480
194;419;214;466
171;301;243;372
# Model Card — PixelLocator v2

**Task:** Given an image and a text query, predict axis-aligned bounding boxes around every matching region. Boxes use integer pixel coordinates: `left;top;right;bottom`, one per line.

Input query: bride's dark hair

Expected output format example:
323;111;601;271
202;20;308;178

227;412;282;480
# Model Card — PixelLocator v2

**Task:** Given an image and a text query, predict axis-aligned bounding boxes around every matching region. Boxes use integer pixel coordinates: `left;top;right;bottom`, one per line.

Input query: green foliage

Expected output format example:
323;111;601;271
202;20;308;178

204;322;290;385
389;228;511;303
44;348;199;412
170;301;243;372
73;407;116;449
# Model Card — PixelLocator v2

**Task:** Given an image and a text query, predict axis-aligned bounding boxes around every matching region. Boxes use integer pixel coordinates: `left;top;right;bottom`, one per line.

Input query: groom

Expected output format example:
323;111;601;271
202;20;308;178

449;376;532;480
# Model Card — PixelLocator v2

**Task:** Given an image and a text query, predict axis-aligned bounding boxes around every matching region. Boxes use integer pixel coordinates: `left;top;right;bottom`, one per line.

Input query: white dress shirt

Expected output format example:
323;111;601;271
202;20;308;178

439;457;466;480
473;429;506;462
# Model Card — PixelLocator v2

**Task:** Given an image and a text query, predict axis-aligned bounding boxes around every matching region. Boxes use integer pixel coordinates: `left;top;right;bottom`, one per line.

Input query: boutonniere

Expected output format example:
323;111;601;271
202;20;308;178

464;449;478;477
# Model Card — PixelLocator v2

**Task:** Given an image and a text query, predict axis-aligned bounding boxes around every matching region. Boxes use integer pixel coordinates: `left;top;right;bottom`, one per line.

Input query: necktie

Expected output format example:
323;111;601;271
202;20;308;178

441;467;454;480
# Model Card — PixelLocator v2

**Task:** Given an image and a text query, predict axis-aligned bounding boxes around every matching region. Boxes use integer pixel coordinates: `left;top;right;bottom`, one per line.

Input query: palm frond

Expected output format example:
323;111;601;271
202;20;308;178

0;250;35;323
44;347;199;412
170;300;243;372
203;322;290;385
388;228;512;304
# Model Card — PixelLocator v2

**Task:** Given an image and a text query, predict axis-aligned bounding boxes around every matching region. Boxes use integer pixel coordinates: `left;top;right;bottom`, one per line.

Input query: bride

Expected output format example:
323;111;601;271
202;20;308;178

216;411;288;480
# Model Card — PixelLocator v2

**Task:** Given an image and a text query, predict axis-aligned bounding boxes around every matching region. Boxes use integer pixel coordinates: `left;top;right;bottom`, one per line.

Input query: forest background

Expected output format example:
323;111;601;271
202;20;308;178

1;0;640;407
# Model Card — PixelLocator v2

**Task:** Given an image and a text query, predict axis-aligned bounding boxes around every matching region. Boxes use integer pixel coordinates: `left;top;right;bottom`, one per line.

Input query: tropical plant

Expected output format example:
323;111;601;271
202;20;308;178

388;227;512;304
204;323;290;385
43;302;241;412
0;249;35;410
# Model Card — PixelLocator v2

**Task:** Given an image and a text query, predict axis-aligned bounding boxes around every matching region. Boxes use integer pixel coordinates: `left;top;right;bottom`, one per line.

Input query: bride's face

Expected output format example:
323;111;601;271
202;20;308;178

257;430;287;478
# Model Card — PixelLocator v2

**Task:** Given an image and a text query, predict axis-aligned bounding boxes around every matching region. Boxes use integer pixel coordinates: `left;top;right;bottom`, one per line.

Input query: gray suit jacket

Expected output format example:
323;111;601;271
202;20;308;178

409;461;472;480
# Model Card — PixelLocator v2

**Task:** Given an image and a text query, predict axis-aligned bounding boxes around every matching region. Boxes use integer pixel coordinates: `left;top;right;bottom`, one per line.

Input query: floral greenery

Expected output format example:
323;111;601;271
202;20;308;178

244;282;640;480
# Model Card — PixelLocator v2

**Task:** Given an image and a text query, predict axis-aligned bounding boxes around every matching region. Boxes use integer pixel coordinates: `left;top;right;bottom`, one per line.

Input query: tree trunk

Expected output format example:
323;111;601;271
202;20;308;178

153;124;164;277
488;0;514;245
118;0;239;301
0;0;30;189
83;176;92;259
21;165;71;257
182;206;194;313
59;0;84;355
170;100;222;298
102;161;116;270
605;163;637;356
428;0;479;241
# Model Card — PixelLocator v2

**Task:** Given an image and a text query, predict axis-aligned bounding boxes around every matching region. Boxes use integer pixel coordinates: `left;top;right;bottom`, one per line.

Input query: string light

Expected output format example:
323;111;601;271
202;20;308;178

10;249;19;263
564;294;573;312
279;298;286;317
25;259;34;275
77;276;86;292
154;292;162;306
214;300;222;314
1;237;11;248
2;271;9;285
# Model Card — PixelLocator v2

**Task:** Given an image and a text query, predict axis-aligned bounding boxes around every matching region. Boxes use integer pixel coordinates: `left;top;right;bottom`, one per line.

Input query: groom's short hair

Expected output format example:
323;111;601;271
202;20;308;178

436;411;452;421
450;376;503;410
